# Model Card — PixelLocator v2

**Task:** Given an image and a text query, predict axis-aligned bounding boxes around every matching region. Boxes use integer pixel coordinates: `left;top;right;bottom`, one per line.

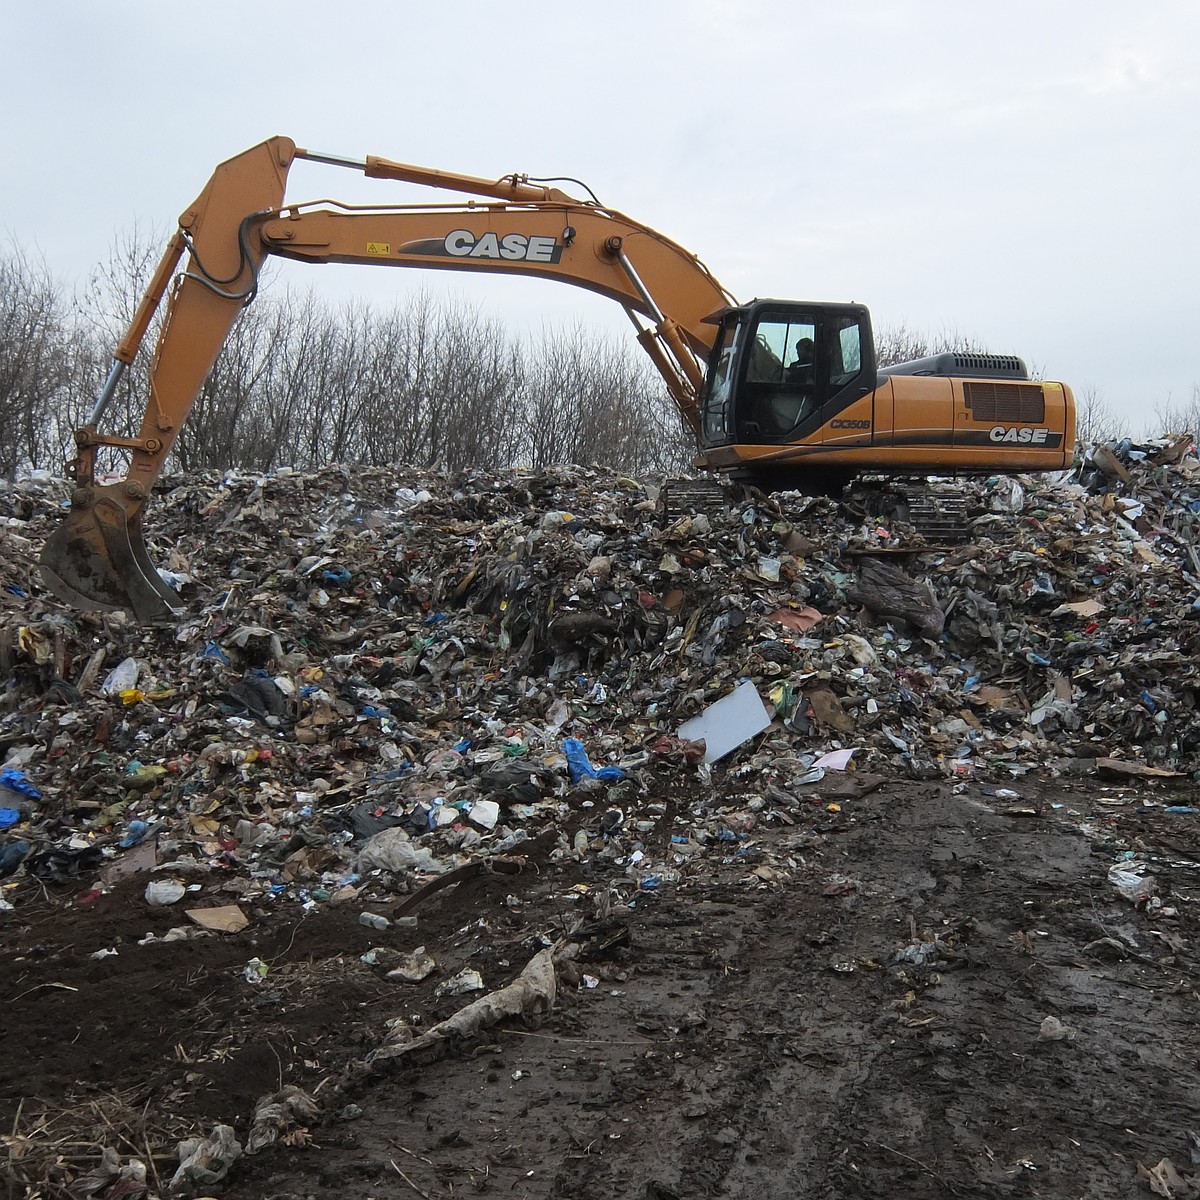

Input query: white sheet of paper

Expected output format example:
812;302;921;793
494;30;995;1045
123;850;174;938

813;749;859;771
678;681;771;764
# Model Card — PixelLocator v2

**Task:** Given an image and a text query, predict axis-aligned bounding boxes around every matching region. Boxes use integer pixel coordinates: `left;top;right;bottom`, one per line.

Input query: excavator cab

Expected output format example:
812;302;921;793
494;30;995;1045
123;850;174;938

700;300;876;449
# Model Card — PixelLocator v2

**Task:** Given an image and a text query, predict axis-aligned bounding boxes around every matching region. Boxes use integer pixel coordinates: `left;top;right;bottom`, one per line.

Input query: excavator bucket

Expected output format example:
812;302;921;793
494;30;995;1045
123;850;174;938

39;488;184;624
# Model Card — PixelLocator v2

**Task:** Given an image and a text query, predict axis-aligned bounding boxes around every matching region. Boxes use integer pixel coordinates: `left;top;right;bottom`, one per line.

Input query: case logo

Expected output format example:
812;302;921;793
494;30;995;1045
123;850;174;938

403;230;564;264
989;426;1050;444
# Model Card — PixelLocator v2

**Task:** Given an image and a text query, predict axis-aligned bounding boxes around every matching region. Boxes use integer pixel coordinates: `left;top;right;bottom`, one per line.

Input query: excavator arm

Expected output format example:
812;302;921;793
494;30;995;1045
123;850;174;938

39;136;735;622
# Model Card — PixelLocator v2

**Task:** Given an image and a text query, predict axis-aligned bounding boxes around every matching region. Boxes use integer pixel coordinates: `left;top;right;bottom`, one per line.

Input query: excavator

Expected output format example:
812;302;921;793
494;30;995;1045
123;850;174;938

39;135;1076;623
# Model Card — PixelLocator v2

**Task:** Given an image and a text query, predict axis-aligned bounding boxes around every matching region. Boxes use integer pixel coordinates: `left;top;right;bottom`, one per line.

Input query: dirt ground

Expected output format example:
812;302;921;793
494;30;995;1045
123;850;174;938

3;771;1198;1200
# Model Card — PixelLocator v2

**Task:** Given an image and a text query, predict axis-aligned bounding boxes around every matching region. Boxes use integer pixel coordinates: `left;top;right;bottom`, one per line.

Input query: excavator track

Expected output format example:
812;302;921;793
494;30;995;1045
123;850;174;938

901;485;973;543
839;479;975;544
658;477;738;519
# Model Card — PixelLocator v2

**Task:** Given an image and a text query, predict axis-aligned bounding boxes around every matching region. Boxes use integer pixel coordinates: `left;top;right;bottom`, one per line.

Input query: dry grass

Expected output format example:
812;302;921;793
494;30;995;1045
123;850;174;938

1;1087;198;1199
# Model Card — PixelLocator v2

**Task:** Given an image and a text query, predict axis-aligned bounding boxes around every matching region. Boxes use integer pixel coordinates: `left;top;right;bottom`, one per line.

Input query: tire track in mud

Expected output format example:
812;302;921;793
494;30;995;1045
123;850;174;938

548;823;905;1198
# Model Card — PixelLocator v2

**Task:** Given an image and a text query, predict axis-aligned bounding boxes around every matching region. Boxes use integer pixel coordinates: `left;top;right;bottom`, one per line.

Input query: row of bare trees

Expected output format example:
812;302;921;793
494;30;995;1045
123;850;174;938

0;249;91;480
4;236;1193;483
0;235;693;481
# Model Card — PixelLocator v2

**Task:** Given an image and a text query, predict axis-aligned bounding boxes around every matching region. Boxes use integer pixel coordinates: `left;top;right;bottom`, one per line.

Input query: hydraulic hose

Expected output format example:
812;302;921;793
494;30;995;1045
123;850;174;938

179;213;265;305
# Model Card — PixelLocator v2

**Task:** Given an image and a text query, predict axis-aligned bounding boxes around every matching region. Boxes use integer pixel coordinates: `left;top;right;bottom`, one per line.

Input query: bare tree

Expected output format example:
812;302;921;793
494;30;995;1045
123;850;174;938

1073;385;1130;448
1149;386;1200;443
874;321;991;368
0;246;72;476
515;324;690;473
436;310;525;470
253;290;333;469
350;304;419;466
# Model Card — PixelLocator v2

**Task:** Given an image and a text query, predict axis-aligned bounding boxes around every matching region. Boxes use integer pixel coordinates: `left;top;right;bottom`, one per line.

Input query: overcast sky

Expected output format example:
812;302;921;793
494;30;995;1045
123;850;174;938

4;1;1197;432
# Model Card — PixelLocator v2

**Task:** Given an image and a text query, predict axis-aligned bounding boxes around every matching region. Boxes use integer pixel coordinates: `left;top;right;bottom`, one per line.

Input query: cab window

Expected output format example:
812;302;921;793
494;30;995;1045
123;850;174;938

738;310;866;440
746;319;817;384
833;320;862;385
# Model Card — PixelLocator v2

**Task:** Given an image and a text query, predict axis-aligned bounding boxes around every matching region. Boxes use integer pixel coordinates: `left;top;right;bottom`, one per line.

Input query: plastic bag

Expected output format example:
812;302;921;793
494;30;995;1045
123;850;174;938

562;738;626;783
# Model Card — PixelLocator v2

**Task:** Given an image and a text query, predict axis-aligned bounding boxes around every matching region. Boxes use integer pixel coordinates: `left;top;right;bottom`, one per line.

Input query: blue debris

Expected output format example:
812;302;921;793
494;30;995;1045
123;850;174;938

0;770;41;800
562;739;626;783
120;820;152;848
0;840;31;877
199;640;232;665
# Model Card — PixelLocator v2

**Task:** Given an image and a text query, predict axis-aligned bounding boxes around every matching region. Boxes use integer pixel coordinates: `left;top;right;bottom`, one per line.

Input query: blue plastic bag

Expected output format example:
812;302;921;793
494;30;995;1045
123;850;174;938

562;739;625;783
0;769;41;800
199;640;232;665
120;820;152;848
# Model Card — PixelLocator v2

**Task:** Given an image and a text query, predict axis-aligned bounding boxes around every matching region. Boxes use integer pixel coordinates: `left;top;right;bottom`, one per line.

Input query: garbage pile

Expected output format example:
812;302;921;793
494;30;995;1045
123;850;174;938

1;436;1199;913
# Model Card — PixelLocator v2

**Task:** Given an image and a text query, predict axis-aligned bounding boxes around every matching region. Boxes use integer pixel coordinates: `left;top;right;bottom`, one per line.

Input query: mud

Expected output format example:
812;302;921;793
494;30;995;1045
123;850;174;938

3;775;1198;1199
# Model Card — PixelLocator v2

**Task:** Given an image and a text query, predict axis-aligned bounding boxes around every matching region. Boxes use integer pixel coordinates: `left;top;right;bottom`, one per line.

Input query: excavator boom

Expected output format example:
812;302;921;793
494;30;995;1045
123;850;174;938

39;136;733;621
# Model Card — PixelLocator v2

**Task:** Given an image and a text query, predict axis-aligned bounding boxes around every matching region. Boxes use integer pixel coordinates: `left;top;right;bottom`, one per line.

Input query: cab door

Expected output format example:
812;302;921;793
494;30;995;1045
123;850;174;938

818;317;875;447
872;377;896;445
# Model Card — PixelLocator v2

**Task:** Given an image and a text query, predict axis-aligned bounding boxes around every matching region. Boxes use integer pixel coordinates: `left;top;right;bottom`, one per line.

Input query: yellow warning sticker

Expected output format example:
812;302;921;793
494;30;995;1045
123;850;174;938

366;242;390;255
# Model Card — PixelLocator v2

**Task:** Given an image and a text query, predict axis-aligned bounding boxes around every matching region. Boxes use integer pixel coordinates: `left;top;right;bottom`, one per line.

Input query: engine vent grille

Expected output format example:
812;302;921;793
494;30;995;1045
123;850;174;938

953;353;1025;375
964;382;1046;423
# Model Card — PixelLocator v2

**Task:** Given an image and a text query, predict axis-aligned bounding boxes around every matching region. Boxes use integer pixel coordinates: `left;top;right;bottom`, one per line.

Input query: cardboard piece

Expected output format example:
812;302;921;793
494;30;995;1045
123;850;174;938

100;839;157;884
805;688;857;734
1052;599;1105;619
1096;757;1182;781
186;905;250;934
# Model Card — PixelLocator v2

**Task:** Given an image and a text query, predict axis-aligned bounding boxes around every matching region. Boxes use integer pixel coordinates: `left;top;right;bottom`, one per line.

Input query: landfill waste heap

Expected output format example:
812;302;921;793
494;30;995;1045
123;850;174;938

0;435;1197;905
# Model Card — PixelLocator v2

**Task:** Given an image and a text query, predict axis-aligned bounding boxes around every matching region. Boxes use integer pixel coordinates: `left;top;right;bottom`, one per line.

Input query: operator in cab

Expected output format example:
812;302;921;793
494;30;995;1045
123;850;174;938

786;337;816;385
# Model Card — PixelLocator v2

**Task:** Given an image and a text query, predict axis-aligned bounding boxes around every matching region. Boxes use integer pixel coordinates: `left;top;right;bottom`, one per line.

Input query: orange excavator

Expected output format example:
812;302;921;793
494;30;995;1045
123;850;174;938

39;136;1076;622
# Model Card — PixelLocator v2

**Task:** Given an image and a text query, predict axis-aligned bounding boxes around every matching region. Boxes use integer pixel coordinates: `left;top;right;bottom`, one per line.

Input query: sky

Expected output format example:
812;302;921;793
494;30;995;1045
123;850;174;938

3;0;1198;432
